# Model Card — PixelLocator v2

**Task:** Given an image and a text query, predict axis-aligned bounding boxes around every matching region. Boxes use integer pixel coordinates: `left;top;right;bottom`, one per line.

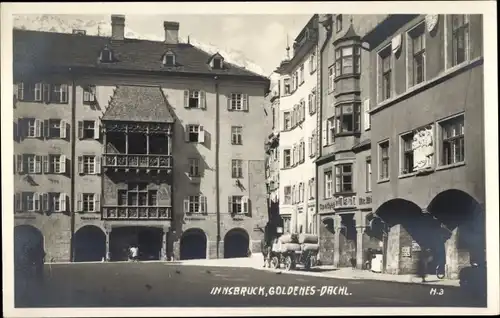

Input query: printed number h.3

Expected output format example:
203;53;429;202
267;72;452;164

429;288;444;296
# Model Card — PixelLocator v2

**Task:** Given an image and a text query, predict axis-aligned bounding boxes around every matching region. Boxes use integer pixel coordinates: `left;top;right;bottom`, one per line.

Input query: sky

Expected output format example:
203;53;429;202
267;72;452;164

63;14;311;76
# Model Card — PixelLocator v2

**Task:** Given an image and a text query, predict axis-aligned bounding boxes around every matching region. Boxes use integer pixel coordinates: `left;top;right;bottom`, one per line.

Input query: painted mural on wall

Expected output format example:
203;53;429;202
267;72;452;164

412;125;434;171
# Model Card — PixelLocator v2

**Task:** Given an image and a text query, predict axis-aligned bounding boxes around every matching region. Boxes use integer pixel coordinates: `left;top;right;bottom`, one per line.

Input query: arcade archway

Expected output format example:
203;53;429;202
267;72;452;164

338;214;357;268
109;227;163;261
74;226;106;262
180;228;207;260
224;228;249;258
14;225;44;266
375;199;445;275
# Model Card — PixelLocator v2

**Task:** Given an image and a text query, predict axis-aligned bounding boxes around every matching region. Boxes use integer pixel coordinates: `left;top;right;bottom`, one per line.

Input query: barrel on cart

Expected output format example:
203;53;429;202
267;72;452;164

269;233;319;271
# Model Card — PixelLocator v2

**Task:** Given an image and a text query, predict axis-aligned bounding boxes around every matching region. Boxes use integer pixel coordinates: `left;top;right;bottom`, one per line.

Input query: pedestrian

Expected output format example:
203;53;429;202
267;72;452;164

131;245;139;262
417;248;431;282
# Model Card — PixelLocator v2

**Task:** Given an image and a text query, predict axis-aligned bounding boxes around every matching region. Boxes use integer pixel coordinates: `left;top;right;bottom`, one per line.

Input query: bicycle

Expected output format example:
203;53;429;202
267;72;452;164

436;264;445;279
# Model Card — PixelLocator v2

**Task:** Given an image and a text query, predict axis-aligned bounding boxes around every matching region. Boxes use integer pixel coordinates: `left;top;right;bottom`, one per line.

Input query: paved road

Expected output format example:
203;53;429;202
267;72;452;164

15;262;486;308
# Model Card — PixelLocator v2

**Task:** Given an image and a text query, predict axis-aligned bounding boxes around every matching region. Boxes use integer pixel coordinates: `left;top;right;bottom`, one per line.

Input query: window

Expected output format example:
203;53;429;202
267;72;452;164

52;84;69;103
335;164;353;193
293;71;299;91
309;51;317;73
299;99;306;123
228;196;249;215
379;141;390;180
164;52;175;66
335;46;361;76
48;119;61;138
324;170;333;199
363;99;371;131
27;118;37;138
83;85;96;104
229;93;248;111
380;49;392;101
284;186;292;204
299;139;305;163
335;104;361;134
451;15;469;66
231;159;243;178
123;183;149;207
186;124;204;143
82;193;95;212
328;66;335;92
83;156;95;174
308;178;315;199
366;159;372;192
298;183;304;203
283;78;291;95
409;23;426;86
283;216;291;233
401;133;415;174
231;126;242;145
25;155;41;174
188;90;201;108
213;57;223;69
311;130;317;157
100;46;114;63
299;64;305;85
83;120;95;139
188;158;200;177
308;89;317;115
327;117;335;144
24;193;39;212
336;14;343;33
283;149;291;168
283;112;291;130
440;115;465;165
49;154;66;174
188;196;202;213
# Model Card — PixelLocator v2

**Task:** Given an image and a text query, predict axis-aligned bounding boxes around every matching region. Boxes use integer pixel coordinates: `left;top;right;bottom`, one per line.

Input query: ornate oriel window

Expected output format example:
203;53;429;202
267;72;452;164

334;45;361;77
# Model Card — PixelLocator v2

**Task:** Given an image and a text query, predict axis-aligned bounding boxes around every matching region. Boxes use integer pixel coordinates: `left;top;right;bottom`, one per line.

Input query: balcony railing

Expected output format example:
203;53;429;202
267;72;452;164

103;154;172;170
102;206;172;220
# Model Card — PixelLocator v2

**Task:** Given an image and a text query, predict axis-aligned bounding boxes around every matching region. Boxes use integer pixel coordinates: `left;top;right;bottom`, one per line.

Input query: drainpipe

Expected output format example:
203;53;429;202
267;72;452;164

214;76;221;258
69;67;77;262
316;18;332;247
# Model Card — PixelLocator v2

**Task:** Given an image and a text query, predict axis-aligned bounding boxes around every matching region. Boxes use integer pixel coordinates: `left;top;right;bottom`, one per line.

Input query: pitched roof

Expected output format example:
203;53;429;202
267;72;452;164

13;29;269;82
102;85;174;123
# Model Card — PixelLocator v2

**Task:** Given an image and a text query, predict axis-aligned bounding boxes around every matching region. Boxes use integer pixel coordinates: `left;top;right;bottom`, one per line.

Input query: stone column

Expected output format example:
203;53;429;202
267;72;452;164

333;215;342;268
356;226;365;269
445;227;459;279
105;225;112;262
161;227;169;261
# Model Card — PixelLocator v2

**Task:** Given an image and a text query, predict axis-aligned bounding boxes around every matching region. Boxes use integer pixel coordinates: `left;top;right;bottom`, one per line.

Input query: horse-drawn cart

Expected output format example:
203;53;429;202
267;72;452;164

269;233;319;271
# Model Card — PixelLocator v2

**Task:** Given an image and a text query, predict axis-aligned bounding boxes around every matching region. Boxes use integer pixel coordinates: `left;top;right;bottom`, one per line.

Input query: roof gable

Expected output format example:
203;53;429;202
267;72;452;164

102;85;174;123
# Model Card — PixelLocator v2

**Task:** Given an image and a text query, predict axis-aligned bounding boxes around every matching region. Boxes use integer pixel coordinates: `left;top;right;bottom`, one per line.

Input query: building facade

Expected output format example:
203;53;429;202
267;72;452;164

13;15;270;263
275;16;320;236
314;14;484;277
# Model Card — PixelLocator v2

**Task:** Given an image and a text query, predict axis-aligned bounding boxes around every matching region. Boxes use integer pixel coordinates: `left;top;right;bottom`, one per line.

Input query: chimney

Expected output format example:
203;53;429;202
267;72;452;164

163;21;179;44
111;14;125;41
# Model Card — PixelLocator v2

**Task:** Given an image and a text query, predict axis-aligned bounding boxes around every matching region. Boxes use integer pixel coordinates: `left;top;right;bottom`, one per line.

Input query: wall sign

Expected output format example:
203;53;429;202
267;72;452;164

401;246;411;257
426;15;439;33
391;34;402;54
412;240;421;252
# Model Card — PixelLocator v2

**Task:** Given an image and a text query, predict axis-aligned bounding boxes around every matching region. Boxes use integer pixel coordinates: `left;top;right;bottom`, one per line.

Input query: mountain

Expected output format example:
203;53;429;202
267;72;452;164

13;14;268;77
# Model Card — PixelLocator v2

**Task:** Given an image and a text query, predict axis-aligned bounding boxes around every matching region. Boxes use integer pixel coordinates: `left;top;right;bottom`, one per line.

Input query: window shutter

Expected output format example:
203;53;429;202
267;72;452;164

322;120;327;146
59;155;66;174
43;119;50;138
183;198;189;213
77;193;83;212
15;193;21;211
42;193;49;212
228;196;233;214
200;196;207;214
95;156;101;174
94;194;101;212
227;94;232;111
301;102;305;121
60;193;67;212
78;121;83;139
17;155;24;173
18;83;24;100
364;99;371;130
200;91;206;109
198;126;205;143
184;90;190;108
17;118;24;139
94;120;100;140
43;83;51;103
78;156;83;174
34;193;41;211
184;125;190;142
35;155;42;174
242;94;248;111
243;196;249;214
60;120;67;139
34;119;41;138
280;111;285;131
43;155;49;173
